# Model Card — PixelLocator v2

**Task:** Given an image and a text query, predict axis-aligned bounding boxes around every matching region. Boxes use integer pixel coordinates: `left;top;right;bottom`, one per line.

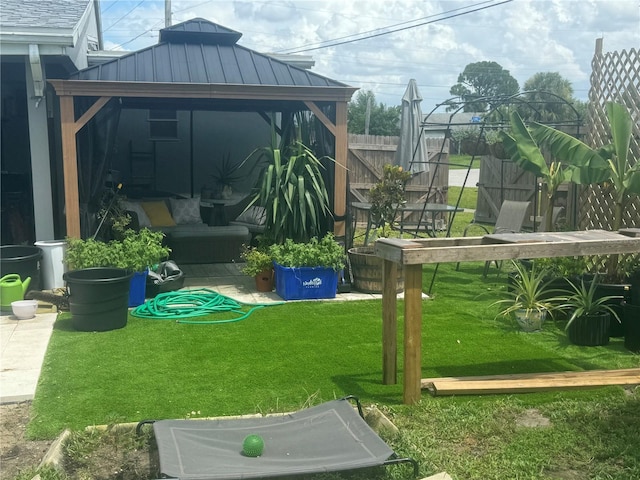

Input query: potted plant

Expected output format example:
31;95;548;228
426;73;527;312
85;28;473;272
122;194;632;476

348;164;409;293
208;152;245;199
247;121;333;245
240;246;274;292
492;260;558;332
622;256;640;352
65;228;171;315
269;233;345;300
557;277;622;346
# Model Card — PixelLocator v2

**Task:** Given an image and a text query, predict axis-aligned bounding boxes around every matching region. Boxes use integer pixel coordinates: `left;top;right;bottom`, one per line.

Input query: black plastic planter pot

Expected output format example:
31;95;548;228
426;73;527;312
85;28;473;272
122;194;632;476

63;268;133;332
567;312;610;346
594;283;631;338
624;303;640;353
0;245;43;292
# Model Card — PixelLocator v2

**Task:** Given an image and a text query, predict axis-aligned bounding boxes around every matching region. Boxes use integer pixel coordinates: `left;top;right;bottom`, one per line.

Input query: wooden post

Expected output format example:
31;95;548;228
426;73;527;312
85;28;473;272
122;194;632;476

382;258;398;384
60;95;81;238
333;101;348;238
403;263;423;405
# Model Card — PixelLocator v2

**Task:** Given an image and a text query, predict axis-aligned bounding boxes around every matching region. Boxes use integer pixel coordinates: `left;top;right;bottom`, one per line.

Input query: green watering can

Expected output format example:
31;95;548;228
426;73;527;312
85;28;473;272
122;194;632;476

0;274;31;312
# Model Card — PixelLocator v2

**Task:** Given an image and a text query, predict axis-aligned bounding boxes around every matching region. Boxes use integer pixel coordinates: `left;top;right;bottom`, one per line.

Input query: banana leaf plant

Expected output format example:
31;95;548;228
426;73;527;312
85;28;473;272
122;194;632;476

530;101;640;280
500;111;572;232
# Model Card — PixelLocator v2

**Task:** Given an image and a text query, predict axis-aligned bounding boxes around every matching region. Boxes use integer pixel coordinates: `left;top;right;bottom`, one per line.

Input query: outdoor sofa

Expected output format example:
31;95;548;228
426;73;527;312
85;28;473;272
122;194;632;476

122;194;254;264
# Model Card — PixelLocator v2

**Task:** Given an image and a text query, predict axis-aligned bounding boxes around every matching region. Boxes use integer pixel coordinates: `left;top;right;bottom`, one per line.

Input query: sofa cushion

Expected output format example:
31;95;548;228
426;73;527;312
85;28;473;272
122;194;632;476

234;206;266;226
142;200;176;227
122;200;152;227
170;197;202;225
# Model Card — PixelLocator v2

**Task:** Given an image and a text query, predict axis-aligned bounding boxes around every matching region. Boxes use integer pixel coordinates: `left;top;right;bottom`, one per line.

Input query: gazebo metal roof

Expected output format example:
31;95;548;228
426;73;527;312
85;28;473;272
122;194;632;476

69;18;348;89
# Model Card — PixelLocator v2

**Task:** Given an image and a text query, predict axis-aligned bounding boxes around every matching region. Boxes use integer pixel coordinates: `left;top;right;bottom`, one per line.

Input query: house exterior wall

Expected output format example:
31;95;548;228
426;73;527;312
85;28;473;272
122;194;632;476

0;0;101;242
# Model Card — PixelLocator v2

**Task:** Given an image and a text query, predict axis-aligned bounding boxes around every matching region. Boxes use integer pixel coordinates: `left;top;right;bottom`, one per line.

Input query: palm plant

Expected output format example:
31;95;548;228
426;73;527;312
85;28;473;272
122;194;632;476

247;121;333;244
492;260;558;331
558;277;622;329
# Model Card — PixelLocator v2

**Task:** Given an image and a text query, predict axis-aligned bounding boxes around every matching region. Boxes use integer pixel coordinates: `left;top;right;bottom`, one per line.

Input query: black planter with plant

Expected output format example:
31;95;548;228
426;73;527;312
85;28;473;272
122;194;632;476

623;267;640;352
558;277;622;347
65;228;170;307
63;267;133;332
567;312;611;347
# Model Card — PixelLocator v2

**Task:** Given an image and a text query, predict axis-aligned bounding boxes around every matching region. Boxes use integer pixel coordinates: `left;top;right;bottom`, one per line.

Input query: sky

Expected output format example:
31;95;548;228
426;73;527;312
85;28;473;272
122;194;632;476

99;0;640;112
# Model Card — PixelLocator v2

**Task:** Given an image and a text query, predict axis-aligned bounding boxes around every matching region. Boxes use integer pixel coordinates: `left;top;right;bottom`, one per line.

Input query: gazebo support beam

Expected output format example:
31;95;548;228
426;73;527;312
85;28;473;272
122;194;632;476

59;95;112;238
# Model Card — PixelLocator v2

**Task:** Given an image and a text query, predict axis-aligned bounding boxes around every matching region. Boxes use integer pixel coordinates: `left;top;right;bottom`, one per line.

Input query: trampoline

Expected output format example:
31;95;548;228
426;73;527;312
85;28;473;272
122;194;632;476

136;396;418;479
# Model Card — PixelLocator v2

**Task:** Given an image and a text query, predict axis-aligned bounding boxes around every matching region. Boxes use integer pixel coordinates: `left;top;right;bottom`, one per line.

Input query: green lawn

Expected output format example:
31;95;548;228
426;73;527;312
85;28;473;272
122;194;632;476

449;154;481;170
31;262;638;438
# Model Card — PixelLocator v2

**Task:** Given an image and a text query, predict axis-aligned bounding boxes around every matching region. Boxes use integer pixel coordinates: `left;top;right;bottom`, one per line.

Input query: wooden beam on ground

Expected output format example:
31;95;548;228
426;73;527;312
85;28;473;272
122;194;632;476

422;369;640;396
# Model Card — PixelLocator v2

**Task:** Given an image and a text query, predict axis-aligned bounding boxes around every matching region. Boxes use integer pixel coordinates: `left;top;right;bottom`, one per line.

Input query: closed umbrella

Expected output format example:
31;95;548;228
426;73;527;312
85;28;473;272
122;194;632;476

395;79;428;174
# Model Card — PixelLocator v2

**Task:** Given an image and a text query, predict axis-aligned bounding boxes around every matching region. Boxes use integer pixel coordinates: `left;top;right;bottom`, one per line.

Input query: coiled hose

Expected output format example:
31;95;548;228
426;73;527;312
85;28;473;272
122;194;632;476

131;288;282;324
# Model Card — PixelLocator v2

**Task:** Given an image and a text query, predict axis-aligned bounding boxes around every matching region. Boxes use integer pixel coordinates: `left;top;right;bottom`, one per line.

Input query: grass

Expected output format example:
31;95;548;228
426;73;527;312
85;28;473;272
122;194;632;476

28;262;640;479
28;202;640;478
449;154;481;170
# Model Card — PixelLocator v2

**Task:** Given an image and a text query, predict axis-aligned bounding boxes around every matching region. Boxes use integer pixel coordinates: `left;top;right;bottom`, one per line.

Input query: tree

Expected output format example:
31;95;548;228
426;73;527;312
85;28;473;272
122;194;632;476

448;61;519;112
348;90;400;136
520;72;580;123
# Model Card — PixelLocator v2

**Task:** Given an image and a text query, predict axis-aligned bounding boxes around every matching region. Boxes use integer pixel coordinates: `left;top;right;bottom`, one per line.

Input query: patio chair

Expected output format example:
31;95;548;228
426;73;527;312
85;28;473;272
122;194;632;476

136;396;419;480
456;200;531;276
537;206;565;232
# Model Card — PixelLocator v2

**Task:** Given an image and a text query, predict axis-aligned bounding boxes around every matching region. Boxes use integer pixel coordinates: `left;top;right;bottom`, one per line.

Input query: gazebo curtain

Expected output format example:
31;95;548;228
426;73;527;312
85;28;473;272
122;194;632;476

75;97;122;237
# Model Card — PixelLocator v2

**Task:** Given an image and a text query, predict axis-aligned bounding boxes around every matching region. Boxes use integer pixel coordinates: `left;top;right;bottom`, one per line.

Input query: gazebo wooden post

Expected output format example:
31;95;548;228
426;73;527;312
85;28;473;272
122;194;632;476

333;101;348;238
59;95;81;238
57;94;112;238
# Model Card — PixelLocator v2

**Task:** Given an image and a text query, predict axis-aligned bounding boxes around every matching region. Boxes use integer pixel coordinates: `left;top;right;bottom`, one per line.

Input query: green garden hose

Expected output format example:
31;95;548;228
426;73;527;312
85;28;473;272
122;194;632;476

131;288;283;324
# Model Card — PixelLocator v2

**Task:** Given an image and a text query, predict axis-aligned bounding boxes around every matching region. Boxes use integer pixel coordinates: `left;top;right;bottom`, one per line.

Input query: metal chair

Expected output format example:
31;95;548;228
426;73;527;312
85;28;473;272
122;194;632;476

456;200;531;275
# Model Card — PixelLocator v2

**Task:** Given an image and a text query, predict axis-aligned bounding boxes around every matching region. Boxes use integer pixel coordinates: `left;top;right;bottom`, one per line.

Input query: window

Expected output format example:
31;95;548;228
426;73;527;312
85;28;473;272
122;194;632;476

148;109;178;140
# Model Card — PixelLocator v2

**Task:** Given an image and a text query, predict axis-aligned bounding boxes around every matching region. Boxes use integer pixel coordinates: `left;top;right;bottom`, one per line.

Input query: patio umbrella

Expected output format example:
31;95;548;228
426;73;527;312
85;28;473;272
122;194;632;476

395;79;428;174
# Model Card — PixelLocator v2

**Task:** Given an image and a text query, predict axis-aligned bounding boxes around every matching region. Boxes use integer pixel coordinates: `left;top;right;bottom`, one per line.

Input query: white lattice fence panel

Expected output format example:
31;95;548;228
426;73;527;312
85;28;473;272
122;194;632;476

580;40;640;230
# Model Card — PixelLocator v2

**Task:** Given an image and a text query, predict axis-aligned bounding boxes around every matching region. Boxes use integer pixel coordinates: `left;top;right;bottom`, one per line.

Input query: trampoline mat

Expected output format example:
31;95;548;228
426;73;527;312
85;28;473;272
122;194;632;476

152;398;394;479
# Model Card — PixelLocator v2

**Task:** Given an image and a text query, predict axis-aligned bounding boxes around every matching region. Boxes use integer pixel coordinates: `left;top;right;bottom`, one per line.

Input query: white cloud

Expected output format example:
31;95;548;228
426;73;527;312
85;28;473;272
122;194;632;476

99;0;640;109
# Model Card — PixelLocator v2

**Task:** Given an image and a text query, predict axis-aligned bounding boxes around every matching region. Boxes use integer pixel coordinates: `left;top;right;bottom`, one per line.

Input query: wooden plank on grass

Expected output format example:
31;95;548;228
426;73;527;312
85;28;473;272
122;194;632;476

422;369;640;396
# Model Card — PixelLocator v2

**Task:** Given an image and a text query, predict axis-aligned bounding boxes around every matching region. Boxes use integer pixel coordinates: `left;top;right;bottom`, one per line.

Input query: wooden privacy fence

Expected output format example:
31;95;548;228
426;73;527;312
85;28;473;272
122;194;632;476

347;134;450;226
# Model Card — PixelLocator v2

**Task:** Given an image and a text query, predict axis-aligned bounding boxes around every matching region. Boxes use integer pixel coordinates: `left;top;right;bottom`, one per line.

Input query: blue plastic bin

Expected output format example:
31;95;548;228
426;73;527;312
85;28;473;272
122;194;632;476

128;270;148;307
274;263;338;300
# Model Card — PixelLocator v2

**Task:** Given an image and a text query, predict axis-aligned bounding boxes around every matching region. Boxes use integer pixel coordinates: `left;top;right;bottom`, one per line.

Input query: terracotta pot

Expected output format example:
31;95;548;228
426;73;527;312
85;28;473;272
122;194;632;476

254;268;274;292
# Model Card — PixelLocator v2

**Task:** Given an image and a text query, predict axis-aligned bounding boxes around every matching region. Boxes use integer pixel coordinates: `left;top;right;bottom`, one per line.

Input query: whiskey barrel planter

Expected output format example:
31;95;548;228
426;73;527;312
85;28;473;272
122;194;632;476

348;247;404;294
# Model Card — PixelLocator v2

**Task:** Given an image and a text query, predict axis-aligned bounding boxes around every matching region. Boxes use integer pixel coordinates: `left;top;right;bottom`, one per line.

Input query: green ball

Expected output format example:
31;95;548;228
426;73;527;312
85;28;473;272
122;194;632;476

243;434;264;457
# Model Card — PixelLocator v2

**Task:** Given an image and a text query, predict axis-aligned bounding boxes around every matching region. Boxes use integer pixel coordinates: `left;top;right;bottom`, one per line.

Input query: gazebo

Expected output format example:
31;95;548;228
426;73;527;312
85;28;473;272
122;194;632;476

48;18;357;238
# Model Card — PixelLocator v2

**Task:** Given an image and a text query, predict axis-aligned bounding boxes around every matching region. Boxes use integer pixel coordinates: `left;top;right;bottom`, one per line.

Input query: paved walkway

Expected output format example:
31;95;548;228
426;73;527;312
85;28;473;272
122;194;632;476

1;309;57;403
449;168;479;188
